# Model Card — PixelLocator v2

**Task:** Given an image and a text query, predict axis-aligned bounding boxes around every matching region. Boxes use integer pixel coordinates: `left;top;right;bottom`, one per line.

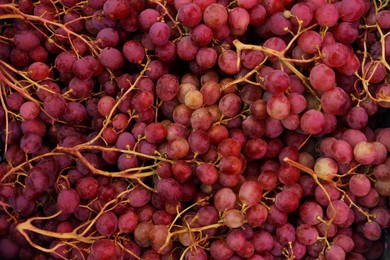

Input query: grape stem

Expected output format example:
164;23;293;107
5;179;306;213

233;40;321;102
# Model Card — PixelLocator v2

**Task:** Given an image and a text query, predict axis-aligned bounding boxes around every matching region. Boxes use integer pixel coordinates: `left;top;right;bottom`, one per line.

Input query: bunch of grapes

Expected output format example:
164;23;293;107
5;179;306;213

0;0;389;259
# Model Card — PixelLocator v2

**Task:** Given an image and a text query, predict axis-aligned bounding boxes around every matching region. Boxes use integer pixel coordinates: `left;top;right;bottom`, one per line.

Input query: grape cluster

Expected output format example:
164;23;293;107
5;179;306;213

0;0;389;259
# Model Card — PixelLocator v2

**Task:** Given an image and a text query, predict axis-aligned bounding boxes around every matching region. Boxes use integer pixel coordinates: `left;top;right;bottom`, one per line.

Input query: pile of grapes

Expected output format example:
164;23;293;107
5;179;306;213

0;0;390;259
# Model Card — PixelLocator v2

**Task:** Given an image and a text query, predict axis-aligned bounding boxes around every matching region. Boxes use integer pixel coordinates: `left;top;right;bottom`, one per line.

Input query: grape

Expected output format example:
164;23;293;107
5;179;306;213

27;61;50;81
96;211;118;236
99;47;124;71
103;0;131;19
226;229;246;252
155;41;177;62
69;78;94;98
63;102;88;124
214;188;236;211
321;87;351;115
9;48;31;68
342;129;367;149
333;22;359;45
290;2;313;27
377;10;390;29
313;157;338;181
244;204;267;228
203;3;228;29
184;247;208;260
238;181;262;206
127;187;151;208
247;5;266;26
244;138;267;160
190;107;213;130
195;206;217;226
188;129;210;154
72;58;94;80
224;209;245;228
184;90;203;109
263;37;286;61
19;101;40;120
309;63;335;92
216;139;240;159
210;239;234;260
240;49;265;70
357;188;380;208
376;84;390;109
278;164;300;185
315;182;341;206
281;113;300;130
276;223;296;245
14;30;40;51
296;224;319;245
57;189;80;214
206;125;228;146
354;141;376;164
6;92;25;111
249;99;268;120
371;207;390;228
156;178;182;202
122;40;144;64
176;36;199;61
131;91;153;113
21;118;46;138
318;219;339;237
300;109;325;134
218;50;241;75
316;3;339;27
20;133;42;153
172;160;192;183
190;24;213;46
322;42;350;68
266;94;290;120
178;3;202;28
167;137;190;159
178;83;197;103
220;155;244;175
275;189;300;213
264;70;289;95
325;244;346;260
156;74;179;101
28;45;49;63
219;93;242;118
331;139;353;164
333;234;355;253
267;204;288;227
55;51;78;74
349;174;371;197
0;238;20;259
196;47;217;69
339;0;365;22
364;61;386;84
25;166;49;193
90;239;118;260
269;12;292;36
144;122;167;143
138;8;159;31
251;230;274;252
149;22;170;47
76;177;99;199
326;200;351;225
299;201;324;227
228;7;250;36
152;210;173;225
